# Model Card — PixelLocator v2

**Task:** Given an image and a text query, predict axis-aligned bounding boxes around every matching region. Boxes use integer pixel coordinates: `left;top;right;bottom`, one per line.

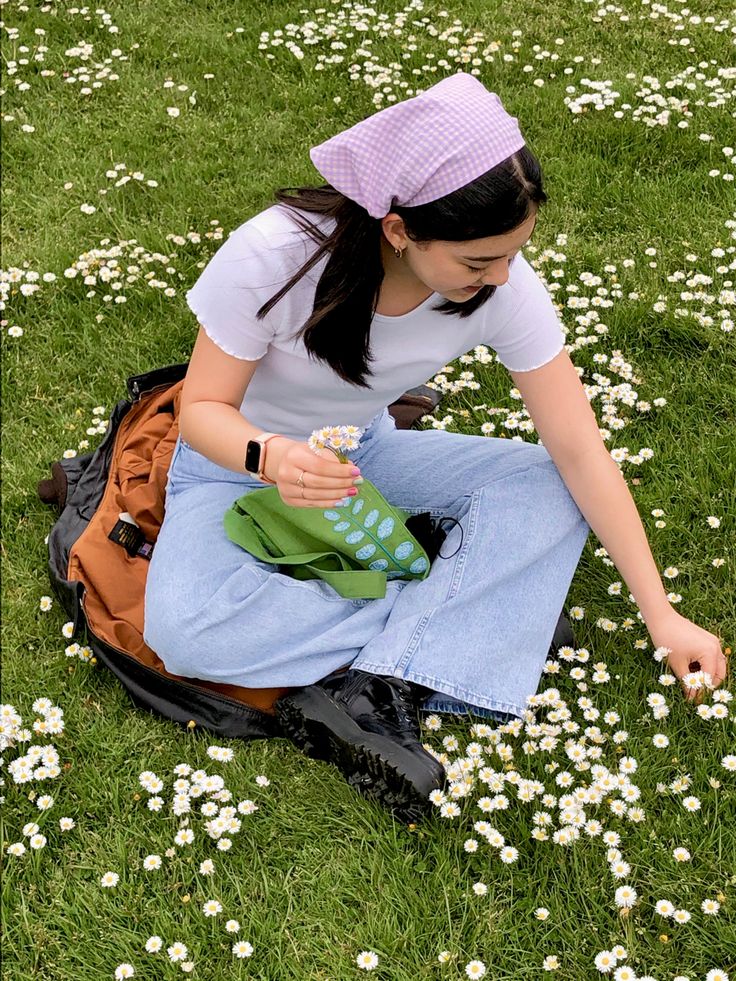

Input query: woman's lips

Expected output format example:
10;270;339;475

462;284;482;294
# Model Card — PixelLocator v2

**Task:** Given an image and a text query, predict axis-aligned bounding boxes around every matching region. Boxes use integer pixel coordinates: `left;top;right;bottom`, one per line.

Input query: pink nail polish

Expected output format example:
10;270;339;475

351;468;361;476
348;488;358;496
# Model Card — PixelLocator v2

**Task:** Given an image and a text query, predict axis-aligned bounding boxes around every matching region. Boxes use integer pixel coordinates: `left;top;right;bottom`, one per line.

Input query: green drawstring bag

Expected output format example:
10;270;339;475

223;480;431;600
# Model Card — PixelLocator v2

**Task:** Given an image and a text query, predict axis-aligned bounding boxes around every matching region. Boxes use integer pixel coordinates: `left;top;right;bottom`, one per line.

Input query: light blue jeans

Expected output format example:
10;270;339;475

143;407;590;722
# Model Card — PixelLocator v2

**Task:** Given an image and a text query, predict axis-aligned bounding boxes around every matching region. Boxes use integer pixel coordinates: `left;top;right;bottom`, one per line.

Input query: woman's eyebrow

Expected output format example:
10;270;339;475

459;252;506;262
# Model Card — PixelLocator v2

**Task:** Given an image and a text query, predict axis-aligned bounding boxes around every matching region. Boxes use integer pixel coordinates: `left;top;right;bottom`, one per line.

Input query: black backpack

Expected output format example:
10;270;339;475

38;363;444;741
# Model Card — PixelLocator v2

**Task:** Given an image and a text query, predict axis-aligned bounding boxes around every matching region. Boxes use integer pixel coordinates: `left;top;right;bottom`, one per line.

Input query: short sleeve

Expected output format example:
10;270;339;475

185;222;289;361
482;254;566;372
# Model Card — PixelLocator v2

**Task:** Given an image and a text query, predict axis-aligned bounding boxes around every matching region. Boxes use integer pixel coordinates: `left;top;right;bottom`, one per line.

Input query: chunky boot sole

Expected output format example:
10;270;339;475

276;686;445;823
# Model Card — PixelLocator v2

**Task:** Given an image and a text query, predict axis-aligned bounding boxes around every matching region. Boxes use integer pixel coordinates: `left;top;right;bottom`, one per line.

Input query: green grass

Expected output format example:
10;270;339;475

2;0;735;978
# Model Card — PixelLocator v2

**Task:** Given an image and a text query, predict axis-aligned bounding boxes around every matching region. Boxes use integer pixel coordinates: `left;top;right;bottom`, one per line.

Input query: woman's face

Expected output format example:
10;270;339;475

386;210;538;301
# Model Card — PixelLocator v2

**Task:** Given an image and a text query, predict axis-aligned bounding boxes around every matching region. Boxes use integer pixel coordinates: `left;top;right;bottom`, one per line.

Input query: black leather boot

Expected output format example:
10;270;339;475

275;671;445;824
548;611;575;659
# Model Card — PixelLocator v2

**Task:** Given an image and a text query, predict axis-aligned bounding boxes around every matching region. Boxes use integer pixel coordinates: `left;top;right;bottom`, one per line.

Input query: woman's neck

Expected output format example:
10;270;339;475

376;239;434;316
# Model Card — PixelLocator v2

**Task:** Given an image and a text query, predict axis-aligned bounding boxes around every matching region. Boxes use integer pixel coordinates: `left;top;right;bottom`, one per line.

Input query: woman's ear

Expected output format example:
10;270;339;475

380;213;408;251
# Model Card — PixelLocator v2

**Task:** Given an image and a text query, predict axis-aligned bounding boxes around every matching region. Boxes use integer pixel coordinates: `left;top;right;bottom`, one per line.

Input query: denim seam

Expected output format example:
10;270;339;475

394;609;435;674
446;487;480;601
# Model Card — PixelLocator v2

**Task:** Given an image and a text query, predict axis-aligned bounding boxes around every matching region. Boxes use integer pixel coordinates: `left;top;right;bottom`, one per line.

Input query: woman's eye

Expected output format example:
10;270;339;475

465;264;486;272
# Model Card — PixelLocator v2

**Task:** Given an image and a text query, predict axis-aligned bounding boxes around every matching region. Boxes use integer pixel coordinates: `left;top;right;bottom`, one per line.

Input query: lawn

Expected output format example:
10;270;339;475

1;1;735;979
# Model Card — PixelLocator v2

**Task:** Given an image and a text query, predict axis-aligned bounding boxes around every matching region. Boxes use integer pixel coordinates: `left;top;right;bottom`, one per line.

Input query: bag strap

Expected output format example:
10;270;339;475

227;526;389;599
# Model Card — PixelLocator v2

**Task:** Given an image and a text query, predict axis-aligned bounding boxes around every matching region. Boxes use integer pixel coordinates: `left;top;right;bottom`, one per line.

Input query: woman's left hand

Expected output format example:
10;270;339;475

647;608;728;703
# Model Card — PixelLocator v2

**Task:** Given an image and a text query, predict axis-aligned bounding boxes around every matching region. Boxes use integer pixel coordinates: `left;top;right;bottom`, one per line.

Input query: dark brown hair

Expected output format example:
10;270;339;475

256;146;546;388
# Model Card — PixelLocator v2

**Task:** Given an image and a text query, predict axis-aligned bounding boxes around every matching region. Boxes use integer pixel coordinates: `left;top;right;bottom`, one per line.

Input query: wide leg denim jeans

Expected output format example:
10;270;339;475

143;407;590;722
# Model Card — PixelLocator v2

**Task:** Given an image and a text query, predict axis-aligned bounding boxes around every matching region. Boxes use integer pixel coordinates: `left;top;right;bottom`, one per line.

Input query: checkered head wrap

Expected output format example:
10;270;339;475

310;73;526;219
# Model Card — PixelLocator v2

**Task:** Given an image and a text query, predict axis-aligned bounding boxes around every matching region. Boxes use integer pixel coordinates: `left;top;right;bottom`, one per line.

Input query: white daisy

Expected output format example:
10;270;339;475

356;951;379;971
232;941;253;959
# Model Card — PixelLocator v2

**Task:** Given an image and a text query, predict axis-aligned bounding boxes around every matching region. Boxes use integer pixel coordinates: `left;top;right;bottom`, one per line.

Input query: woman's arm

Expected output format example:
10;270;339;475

509;350;726;695
179;326;292;479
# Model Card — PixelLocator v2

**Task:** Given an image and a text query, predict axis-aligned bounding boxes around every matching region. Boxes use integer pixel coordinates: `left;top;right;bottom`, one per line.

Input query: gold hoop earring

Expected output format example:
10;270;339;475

394;247;404;259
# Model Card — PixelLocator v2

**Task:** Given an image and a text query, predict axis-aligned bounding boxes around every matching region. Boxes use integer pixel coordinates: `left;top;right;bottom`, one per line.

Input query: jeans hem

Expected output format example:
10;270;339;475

420;698;522;722
353;659;529;720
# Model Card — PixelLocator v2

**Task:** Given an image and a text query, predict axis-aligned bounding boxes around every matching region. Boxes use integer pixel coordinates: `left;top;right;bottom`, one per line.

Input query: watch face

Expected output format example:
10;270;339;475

245;440;262;474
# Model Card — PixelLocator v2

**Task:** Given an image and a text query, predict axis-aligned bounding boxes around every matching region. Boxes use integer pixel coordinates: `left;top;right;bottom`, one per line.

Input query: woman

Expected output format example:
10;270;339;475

143;73;726;822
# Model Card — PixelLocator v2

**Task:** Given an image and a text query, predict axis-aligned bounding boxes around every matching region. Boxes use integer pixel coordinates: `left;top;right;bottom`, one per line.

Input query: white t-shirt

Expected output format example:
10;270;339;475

186;204;565;441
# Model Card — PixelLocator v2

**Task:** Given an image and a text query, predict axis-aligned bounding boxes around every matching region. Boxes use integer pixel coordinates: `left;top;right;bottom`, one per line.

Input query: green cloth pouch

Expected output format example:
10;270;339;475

223;479;431;600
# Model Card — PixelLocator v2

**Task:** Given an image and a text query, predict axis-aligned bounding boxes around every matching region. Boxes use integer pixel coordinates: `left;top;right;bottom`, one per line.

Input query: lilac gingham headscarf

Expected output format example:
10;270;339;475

310;73;525;219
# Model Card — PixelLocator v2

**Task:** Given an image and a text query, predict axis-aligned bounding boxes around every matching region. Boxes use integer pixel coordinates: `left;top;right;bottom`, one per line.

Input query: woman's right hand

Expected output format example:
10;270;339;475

266;438;362;509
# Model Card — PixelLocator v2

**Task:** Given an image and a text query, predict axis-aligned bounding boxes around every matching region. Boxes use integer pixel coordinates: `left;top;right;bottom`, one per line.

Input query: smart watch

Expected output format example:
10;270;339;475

244;432;283;485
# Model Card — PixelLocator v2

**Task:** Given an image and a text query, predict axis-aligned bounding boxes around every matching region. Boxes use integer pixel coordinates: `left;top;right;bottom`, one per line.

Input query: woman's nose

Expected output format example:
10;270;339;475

481;260;510;287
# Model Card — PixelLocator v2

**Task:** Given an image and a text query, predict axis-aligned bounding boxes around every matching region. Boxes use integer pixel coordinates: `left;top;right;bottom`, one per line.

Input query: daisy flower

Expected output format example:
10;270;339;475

114;966;134;979
614;886;637;908
232;941;253;959
202;899;222;917
473;883;488;896
613;967;636;981
100;871;119;888
465;961;487;978
225;920;240;933
144;936;163;953
168;942;188;963
673;909;691;923
356;951;379;971
705;970;728;981
543;955;560;970
143;855;162;871
29;834;47;850
673;847;691;862
535;908;550;920
595;950;616;972
499;846;518;863
682;796;701;812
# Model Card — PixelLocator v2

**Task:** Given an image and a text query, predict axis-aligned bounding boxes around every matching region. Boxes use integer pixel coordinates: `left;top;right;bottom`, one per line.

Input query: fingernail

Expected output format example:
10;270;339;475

352;476;364;485
351;468;361;476
348;488;358;496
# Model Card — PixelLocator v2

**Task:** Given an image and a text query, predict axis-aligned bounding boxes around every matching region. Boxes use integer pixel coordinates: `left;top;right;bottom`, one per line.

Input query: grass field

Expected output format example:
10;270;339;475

1;1;735;979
